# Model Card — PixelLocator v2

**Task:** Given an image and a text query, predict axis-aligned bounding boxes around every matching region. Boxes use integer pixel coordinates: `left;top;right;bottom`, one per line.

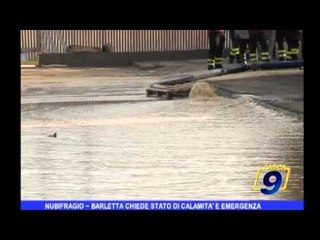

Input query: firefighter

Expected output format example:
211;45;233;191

300;30;303;60
208;30;225;70
248;30;270;63
299;30;303;70
229;30;250;64
276;30;301;61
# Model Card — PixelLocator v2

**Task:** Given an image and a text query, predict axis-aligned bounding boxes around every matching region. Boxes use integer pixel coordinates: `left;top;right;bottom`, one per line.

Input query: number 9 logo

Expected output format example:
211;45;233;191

261;171;282;195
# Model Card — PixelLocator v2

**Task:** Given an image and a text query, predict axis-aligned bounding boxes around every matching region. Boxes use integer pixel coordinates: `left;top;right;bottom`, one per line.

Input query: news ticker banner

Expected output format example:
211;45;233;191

21;200;303;210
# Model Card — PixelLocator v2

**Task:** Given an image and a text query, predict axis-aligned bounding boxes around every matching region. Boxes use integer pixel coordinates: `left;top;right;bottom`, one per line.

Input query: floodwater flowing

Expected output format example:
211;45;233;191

21;67;303;200
189;81;217;100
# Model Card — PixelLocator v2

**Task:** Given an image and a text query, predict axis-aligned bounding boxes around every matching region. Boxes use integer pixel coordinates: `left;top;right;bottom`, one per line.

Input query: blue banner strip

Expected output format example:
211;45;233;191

21;200;303;210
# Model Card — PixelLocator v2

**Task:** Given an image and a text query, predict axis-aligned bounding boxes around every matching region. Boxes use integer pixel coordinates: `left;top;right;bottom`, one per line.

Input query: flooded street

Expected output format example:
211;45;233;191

21;65;303;200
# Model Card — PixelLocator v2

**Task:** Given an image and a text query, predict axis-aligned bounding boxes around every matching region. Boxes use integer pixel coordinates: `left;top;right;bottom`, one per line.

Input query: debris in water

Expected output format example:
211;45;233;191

48;133;57;138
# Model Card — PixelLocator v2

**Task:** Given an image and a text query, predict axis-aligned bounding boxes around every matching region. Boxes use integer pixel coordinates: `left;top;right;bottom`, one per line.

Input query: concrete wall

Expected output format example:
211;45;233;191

39;50;208;67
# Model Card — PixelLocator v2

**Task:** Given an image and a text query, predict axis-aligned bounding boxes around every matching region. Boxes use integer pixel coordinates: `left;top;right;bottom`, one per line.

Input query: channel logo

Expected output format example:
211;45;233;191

253;164;291;195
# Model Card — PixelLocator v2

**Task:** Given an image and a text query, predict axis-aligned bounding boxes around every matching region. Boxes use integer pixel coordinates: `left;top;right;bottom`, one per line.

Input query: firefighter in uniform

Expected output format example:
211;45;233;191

229;30;250;64
248;30;270;63
300;30;303;60
208;30;225;70
276;30;301;61
300;30;304;69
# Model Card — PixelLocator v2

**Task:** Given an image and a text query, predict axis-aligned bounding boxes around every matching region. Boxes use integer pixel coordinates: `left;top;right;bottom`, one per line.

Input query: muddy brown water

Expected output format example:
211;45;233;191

21;69;303;200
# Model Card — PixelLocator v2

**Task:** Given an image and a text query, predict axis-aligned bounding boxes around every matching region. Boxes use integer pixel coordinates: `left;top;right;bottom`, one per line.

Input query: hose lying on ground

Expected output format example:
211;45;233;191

146;60;304;99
